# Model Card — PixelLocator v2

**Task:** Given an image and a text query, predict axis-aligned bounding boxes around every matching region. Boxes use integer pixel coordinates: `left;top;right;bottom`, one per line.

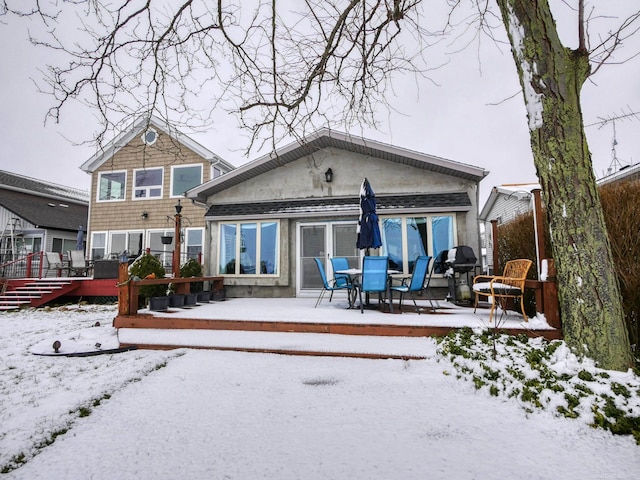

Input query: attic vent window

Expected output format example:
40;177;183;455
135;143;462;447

142;128;158;145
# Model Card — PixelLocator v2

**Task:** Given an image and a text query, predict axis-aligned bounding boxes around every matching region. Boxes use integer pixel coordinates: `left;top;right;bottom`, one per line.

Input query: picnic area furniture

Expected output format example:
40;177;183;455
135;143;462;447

389;255;433;314
472;259;533;322
45;252;66;277
314;257;353;308
354;255;393;314
330;257;351;289
67;250;90;276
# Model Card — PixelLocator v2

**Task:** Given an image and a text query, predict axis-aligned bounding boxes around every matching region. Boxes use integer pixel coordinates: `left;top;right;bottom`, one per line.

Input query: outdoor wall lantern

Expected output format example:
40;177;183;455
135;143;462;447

325;168;334;183
141;211;149;219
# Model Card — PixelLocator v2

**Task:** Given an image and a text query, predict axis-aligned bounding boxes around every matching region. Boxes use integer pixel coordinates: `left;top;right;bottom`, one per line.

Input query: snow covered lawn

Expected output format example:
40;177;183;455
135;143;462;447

1;303;639;479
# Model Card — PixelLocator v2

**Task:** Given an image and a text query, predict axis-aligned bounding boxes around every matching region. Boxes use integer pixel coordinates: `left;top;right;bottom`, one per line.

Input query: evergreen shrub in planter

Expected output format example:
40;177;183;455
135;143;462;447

128;253;166;306
180;258;204;293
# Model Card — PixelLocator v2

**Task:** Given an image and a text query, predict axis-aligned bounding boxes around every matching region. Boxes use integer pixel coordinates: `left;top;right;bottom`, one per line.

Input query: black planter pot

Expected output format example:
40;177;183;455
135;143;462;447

196;291;211;303
184;293;198;306
149;296;169;312
212;288;226;301
160;236;173;245
168;294;185;308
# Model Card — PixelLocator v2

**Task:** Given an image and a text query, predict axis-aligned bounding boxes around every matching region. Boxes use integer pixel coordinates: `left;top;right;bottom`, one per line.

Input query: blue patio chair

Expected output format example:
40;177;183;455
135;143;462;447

356;255;391;313
390;255;432;314
313;258;352;308
330;257;350;288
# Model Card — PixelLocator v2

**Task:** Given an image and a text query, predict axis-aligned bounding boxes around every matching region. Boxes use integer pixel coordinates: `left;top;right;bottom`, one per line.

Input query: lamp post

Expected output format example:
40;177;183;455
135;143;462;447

172;200;183;278
117;250;130;316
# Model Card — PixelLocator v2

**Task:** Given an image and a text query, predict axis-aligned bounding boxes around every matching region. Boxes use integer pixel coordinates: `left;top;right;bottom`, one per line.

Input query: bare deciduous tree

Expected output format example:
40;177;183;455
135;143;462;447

2;0;638;369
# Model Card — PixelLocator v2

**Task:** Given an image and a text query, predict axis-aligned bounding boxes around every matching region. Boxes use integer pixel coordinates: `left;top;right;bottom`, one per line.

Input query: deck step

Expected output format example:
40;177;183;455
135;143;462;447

1;279;81;309
0;298;32;304
117;328;432;360
0;305;20;311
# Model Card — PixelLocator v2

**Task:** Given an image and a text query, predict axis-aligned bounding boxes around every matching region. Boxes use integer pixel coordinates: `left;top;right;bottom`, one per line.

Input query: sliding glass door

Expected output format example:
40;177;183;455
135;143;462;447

297;222;358;295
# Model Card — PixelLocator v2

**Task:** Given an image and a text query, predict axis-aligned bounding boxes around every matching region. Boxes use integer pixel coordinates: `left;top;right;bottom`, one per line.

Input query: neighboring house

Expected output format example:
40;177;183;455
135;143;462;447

480;164;640;273
479;183;540;273
187;129;488;299
79;116;235;269
597;162;640;187
0;170;88;265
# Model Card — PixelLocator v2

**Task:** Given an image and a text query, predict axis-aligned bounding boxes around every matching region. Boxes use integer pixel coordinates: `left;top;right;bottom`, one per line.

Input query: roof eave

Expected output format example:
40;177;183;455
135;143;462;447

188;130;488;200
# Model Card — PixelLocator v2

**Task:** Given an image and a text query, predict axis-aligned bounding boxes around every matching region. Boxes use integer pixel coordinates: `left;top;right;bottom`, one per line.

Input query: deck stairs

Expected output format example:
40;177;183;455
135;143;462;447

0;279;80;311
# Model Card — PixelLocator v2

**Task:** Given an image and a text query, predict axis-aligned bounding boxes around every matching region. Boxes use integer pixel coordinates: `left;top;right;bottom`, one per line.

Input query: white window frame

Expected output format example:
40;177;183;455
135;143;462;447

185;227;204;261
171;164;203;198
218;220;280;276
108;230;145;258
97;170;127;202
379;213;458;274
90;232;107;260
133;167;164;200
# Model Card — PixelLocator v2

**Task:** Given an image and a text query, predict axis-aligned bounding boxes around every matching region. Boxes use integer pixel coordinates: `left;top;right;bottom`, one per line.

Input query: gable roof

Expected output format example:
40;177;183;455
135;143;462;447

479;183;540;221
0;170;88;231
205;193;472;220
79;116;235;173
1;191;88;232
188;129;488;204
0;170;89;204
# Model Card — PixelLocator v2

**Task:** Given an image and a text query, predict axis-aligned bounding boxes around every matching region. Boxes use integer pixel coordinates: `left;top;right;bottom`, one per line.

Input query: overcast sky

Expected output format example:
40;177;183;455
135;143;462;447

0;1;638;206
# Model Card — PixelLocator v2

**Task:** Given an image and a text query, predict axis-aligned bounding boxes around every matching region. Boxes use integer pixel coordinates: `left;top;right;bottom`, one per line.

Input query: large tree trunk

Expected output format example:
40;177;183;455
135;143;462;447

495;0;633;370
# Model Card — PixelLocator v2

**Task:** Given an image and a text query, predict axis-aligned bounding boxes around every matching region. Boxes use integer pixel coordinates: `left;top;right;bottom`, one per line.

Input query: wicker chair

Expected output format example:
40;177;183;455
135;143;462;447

472;259;533;322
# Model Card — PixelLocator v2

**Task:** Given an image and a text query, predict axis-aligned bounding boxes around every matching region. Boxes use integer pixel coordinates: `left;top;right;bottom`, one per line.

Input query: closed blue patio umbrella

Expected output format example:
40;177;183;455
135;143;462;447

357;178;382;254
76;226;84;251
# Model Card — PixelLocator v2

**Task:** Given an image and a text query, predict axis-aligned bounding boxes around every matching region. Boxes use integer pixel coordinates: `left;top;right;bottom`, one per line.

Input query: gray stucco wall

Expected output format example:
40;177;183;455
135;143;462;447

204;146;483;298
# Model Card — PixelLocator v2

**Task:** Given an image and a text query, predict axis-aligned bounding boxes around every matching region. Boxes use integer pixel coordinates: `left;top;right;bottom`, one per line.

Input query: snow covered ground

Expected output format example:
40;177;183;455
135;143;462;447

1;301;638;479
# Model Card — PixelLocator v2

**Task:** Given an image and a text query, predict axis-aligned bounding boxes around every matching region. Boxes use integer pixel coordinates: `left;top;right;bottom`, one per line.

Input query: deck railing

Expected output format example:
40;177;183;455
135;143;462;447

117;262;224;316
0;252;45;279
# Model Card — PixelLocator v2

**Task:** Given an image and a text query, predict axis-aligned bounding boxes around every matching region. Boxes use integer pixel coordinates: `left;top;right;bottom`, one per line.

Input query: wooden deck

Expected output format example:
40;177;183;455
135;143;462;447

114;297;563;359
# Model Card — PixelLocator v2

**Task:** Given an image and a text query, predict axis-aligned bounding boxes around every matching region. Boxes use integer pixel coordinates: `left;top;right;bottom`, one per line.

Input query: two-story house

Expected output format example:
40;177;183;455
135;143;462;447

80;116;235;271
0;170;88;266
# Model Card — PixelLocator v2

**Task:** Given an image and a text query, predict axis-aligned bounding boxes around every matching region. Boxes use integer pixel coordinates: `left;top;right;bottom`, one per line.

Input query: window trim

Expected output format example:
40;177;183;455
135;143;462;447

90;231;107;260
379;213;458;274
97;170;127;203
218;220;280;277
184;227;204;260
132;167;164;200
170;163;203;198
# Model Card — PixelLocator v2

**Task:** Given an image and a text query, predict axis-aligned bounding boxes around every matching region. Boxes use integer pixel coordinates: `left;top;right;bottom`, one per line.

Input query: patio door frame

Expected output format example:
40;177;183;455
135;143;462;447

296;220;358;297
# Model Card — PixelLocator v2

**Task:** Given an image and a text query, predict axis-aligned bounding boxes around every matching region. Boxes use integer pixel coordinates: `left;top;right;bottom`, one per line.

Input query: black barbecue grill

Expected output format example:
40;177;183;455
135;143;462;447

437;246;478;304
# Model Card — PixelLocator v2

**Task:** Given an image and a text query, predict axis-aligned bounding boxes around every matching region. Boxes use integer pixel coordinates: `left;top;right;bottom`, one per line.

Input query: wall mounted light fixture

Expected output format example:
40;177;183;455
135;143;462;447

324;168;334;183
141;211;149;219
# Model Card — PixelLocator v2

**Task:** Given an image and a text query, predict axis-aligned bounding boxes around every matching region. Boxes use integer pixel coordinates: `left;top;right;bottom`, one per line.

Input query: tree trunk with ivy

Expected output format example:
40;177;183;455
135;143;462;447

495;0;633;370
